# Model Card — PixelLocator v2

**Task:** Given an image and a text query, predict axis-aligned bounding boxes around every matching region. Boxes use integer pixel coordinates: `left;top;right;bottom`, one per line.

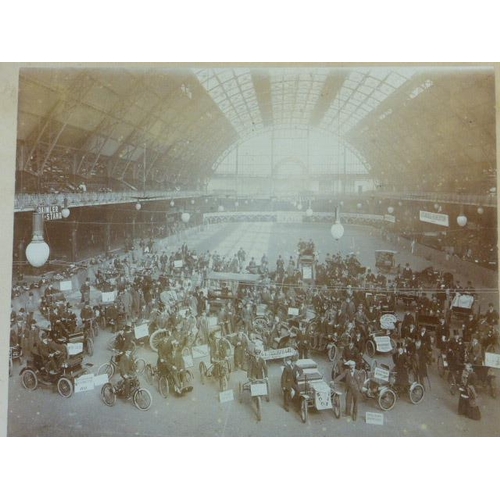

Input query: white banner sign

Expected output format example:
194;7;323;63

261;347;297;361
485;352;500;369
302;266;313;280
374;367;390;382
134;323;149;339
419;210;449;227
384;214;396;223
366;411;384;425
183;354;194;368
192;344;209;359
67;342;83;355
174;260;184;268
374;336;393;353
74;373;95;393
288;307;300;316
250;383;268;397
59;280;73;291
219;389;234;403
101;291;116;303
380;314;397;330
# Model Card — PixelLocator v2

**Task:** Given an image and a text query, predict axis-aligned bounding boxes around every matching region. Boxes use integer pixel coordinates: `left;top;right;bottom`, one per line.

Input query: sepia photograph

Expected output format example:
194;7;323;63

2;62;499;437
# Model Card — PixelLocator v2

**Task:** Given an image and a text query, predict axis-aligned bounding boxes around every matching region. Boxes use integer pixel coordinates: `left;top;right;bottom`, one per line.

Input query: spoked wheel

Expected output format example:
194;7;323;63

85;338;94;357
409;382;425;404
101;383;116;407
199;362;206;385
133;388;153;411
300;398;308;423
378;388;397;411
366;340;376;358
134;357;146;375
21;369;38;391
184;370;193;384
145;364;154;385
97;362;115;379
328;344;337;362
437;356;445;377
158;376;169;398
332;393;341;419
253;318;268;337
149;329;168;352
331;362;341;381
57;377;74;398
255;396;262;422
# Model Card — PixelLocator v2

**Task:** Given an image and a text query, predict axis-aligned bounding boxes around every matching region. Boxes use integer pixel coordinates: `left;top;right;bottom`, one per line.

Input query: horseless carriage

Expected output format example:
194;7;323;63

375;250;398;274
101;374;152;411
289;358;342;423
145;361;194;397
20;350;89;398
362;361;425;411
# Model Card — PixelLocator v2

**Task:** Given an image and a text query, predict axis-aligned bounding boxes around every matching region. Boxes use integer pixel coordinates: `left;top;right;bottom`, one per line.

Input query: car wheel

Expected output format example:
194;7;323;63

409;382;425;404
21;369;38;391
158;376;169;398
57;377;74;398
332;393;341;419
300;398;308;423
366;340;376;358
378;388;396;411
97;362;114;379
101;383;116;407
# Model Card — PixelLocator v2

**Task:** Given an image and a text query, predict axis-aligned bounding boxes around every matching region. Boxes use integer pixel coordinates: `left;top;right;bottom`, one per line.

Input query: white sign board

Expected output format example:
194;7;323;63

219;389;234;403
250;383;268;397
311;381;333;409
302;266;313;280
67;342;83;355
384;214;396;223
59;280;73;291
134;323;149;339
101;291;116;303
380;314;397;330
374;336;393;353
485;352;500;369
451;294;474;309
183;354;194;368
74;373;95;393
419;210;449;227
366;412;384;425
192;344;209;359
93;374;110;386
261;347;297;361
374;367;390;382
288;307;300;316
174;259;184;268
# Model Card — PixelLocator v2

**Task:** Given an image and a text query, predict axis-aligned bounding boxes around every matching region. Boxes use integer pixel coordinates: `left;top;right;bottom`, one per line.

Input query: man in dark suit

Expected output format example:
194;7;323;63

281;358;296;412
333;360;365;421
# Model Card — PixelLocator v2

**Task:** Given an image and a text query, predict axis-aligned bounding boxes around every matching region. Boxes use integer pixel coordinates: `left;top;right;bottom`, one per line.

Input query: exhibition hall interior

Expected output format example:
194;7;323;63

6;64;499;436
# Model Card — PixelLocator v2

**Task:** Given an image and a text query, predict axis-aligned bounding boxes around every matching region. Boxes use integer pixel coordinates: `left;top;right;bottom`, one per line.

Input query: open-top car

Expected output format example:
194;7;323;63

289;358;341;423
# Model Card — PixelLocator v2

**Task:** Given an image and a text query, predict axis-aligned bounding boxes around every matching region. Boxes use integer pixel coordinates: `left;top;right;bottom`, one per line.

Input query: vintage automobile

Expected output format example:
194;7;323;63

20;351;89;398
375;249;398;274
362;361;425;411
101;374;152;411
289;358;342;423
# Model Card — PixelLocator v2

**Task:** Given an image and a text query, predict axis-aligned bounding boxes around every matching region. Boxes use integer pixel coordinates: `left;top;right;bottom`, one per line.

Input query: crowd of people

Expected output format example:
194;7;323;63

9;232;499;422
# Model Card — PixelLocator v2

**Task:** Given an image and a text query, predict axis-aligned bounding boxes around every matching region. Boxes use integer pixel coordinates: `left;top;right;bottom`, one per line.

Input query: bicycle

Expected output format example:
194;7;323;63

101;374;152;411
199;357;231;391
97;351;146;379
145;361;193;398
238;377;270;422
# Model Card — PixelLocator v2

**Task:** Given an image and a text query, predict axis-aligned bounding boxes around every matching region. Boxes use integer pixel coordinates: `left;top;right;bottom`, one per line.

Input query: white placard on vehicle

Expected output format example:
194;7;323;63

174;260;184;268
375;336;393;353
183;354;194;368
219;389;234;403
192;344;209;358
134;323;149;339
313;386;333;409
374;367;390;382
250;383;268;397
380;314;397;330
261;347;297;361
485;352;500;369
366;412;384;425
74;373;95;393
59;280;73;291
302;266;313;280
67;342;83;356
101;291;116;303
288;307;300;316
93;374;109;386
